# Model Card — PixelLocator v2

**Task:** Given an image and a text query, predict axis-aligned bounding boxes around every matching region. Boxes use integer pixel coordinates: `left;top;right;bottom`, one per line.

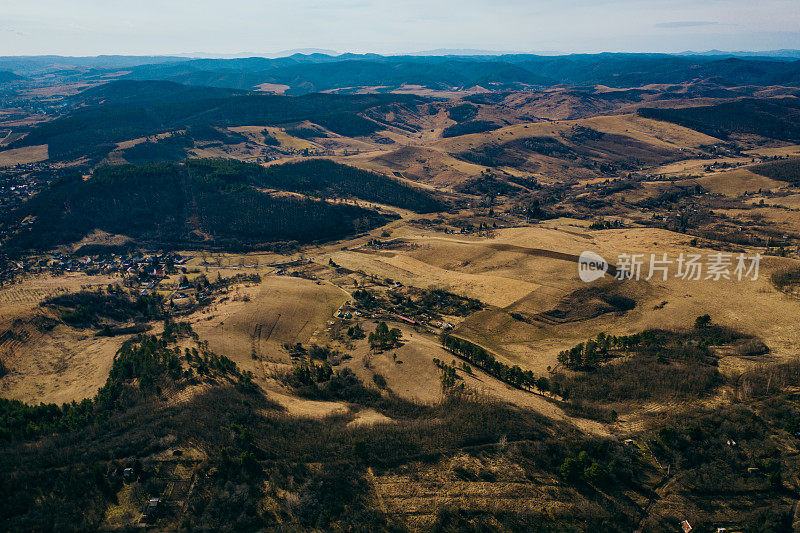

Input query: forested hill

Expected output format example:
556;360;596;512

211;158;446;213
0;70;23;84
3;160;396;252
638;97;800;142
5;81;425;161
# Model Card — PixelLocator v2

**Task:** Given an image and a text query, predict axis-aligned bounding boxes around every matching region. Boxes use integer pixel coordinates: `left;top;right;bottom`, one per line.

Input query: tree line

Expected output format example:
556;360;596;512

440;334;551;395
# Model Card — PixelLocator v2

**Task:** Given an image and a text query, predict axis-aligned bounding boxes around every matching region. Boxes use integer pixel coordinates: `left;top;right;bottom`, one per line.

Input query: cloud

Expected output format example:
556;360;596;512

654;21;718;29
0;26;25;36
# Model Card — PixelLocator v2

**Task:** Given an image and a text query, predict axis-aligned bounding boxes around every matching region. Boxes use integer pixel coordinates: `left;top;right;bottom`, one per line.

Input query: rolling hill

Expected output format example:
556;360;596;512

113;53;800;93
3;160;399;251
4;81;425;161
638;97;800;142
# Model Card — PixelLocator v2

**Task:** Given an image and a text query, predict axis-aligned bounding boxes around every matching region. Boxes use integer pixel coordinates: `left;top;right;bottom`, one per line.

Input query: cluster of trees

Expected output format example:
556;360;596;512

306;344;341;361
106;333;185;392
749;157;800;185
557;320;740;371
288;361;335;387
121;132;193;164
351;286;482;321
440;334;550;394
771;267;800;292
432;358;472;394
447;103;478;123
284;126;324;139
456;142;520;167
346;323;365;339
352;289;378;310
261;129;280;146
552;352;723;405
0;396;98;442
561;451;611;486
283;365;385;406
183;345;242;381
550;320;754;404
418;289;483;316
187;123;247;143
509;136;575;157
162;319;196;341
434;359;464;394
557;332;614;370
506;174;542;190
368;321;402;351
383;287;483;318
42;289;164;327
515;199;559;221
455;173;519;197
442;120;501;138
588;218;624;230
567;125;606;141
209;271;262;289
257;159;446;213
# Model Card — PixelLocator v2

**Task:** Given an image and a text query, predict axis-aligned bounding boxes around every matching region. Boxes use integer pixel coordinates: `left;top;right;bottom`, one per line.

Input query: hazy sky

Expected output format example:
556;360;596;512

2;0;799;56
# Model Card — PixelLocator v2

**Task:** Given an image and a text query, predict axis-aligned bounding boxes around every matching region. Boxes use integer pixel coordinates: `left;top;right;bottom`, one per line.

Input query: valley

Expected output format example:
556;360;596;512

1;52;800;532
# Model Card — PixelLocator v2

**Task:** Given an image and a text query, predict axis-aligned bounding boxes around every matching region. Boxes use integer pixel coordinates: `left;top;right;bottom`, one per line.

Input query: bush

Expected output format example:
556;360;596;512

372;373;387;389
442;120;501;138
694;314;712;329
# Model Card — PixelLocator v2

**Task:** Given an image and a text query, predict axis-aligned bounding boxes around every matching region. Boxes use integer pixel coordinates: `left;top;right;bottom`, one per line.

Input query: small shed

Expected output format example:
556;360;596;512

145;497;161;519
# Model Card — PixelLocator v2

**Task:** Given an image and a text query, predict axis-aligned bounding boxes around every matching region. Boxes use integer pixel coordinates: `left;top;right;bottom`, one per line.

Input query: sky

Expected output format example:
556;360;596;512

1;0;799;56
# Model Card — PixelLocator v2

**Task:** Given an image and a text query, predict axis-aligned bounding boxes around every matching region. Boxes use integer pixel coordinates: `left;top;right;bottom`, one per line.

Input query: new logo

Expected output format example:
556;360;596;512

578;251;608;282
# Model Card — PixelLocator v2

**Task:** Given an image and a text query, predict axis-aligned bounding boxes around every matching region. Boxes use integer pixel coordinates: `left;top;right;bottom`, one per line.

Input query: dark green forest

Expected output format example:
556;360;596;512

256;159;446;212
638;98;800;142
442;120;502;138
4;160;396;252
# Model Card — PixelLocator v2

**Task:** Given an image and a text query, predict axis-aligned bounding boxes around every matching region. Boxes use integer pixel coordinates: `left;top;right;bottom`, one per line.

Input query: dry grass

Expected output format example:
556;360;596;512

0;273;132;404
695;168;784;197
0;144;48;166
188;275;348;374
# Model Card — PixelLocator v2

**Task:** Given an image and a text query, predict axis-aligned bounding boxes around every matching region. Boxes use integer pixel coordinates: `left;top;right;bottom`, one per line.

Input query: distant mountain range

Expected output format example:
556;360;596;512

0;55;192;75
115;53;800;94
173;48;800;59
677;49;800;59
173;48;341;59
1;51;799;94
